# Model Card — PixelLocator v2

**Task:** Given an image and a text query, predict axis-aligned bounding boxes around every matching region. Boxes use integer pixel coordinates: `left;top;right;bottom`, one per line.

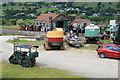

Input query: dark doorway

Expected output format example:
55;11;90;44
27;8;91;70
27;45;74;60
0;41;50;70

83;23;87;27
58;21;64;28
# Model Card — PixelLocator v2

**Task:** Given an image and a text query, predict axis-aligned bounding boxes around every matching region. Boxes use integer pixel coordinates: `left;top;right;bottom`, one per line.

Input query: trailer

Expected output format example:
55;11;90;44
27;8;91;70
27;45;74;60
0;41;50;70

84;24;100;44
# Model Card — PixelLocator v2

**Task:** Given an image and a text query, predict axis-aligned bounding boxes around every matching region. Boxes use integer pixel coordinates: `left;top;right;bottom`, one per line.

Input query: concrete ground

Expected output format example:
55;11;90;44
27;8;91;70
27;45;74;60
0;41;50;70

1;36;119;78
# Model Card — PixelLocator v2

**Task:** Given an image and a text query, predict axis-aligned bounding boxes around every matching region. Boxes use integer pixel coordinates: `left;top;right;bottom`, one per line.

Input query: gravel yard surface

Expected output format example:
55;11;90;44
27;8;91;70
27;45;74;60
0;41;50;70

1;36;119;78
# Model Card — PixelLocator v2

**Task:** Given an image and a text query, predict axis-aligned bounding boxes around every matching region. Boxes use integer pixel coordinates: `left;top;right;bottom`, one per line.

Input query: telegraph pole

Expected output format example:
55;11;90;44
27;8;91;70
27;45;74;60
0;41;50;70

118;25;120;45
117;13;120;46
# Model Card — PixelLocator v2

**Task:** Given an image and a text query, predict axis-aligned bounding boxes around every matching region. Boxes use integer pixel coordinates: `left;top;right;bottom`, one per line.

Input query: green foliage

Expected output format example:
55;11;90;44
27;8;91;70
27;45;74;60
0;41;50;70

16;19;25;26
16;19;35;26
7;39;45;46
87;16;116;25
2;18;12;26
36;7;58;13
24;19;35;25
9;19;17;25
0;25;20;30
2;18;17;25
80;15;88;19
2;2;118;25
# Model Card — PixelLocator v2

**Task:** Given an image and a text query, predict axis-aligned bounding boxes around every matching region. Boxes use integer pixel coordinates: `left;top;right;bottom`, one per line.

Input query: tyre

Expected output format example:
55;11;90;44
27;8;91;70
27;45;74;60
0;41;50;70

84;40;87;44
21;59;31;67
99;53;106;58
31;58;36;66
96;41;100;44
9;55;18;64
60;45;65;50
44;43;50;51
44;44;45;49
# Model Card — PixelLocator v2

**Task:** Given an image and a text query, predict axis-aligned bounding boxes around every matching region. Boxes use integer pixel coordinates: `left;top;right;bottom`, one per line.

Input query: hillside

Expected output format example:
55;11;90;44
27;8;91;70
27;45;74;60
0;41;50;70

1;2;119;25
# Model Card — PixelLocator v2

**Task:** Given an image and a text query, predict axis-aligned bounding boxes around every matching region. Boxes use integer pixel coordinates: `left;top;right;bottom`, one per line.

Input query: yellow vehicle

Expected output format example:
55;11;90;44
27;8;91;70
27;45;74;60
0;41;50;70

44;28;65;50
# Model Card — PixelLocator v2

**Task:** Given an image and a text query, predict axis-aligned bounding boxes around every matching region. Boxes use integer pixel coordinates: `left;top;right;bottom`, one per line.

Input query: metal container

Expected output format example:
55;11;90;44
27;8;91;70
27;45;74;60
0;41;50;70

85;24;100;37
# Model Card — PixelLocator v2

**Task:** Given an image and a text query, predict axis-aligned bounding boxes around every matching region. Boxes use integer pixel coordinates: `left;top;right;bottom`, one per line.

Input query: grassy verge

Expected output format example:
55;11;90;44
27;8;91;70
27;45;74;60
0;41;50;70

0;25;20;30
80;39;111;50
7;39;45;46
80;44;98;50
2;61;84;78
1;34;20;36
100;39;111;44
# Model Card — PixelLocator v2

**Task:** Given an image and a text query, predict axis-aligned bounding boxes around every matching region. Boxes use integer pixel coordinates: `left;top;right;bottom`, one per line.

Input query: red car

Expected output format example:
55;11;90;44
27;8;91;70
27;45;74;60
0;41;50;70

97;44;120;59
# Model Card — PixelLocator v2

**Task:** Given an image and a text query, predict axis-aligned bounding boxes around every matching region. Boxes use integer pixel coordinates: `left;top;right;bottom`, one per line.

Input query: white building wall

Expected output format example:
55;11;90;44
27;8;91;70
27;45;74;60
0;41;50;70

35;20;58;29
35;20;51;28
53;22;56;28
73;21;91;28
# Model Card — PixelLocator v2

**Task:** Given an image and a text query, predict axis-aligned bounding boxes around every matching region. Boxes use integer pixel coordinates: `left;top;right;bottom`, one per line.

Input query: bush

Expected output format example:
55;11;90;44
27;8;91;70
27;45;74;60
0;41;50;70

2;18;13;26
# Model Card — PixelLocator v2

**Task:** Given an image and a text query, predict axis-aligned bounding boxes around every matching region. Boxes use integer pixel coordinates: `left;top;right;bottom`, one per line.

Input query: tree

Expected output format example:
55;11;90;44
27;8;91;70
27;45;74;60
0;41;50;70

109;2;112;5
66;2;73;8
97;2;102;6
80;15;88;19
9;19;17;25
102;4;105;7
96;2;102;12
16;19;25;26
2;18;12;26
85;10;94;16
24;19;34;25
116;1;120;8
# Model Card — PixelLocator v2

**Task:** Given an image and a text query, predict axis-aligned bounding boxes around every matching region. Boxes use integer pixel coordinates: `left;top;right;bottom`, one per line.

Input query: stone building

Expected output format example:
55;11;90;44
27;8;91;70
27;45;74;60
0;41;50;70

71;19;91;28
34;13;75;29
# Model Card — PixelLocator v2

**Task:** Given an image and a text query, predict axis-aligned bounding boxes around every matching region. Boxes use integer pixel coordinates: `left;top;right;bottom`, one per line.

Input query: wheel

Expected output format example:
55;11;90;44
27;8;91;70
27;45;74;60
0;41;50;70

21;59;32;67
96;41;100;44
31;58;36;66
60;45;65;50
99;53;106;58
44;43;50;51
9;55;18;64
44;44;46;48
84;40;89;44
76;44;81;48
84;40;87;44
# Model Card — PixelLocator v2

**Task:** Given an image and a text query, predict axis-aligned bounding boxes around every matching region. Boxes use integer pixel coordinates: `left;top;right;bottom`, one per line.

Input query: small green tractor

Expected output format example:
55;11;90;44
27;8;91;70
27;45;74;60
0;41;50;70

9;43;39;67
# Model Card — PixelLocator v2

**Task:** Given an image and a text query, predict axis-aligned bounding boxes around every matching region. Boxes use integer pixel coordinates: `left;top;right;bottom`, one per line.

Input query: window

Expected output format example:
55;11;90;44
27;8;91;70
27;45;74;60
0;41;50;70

43;23;45;27
112;47;120;51
36;22;39;25
106;46;113;50
99;46;102;49
106;46;120;51
83;23;87;27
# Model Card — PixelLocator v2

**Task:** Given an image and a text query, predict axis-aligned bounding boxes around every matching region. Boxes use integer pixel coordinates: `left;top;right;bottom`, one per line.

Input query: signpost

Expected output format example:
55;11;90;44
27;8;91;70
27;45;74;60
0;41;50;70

109;20;116;44
110;20;116;26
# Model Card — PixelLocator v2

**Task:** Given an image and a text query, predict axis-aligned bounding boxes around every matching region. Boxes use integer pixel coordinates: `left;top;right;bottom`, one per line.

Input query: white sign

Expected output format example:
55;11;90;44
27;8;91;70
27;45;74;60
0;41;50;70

110;25;117;31
110;20;116;26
